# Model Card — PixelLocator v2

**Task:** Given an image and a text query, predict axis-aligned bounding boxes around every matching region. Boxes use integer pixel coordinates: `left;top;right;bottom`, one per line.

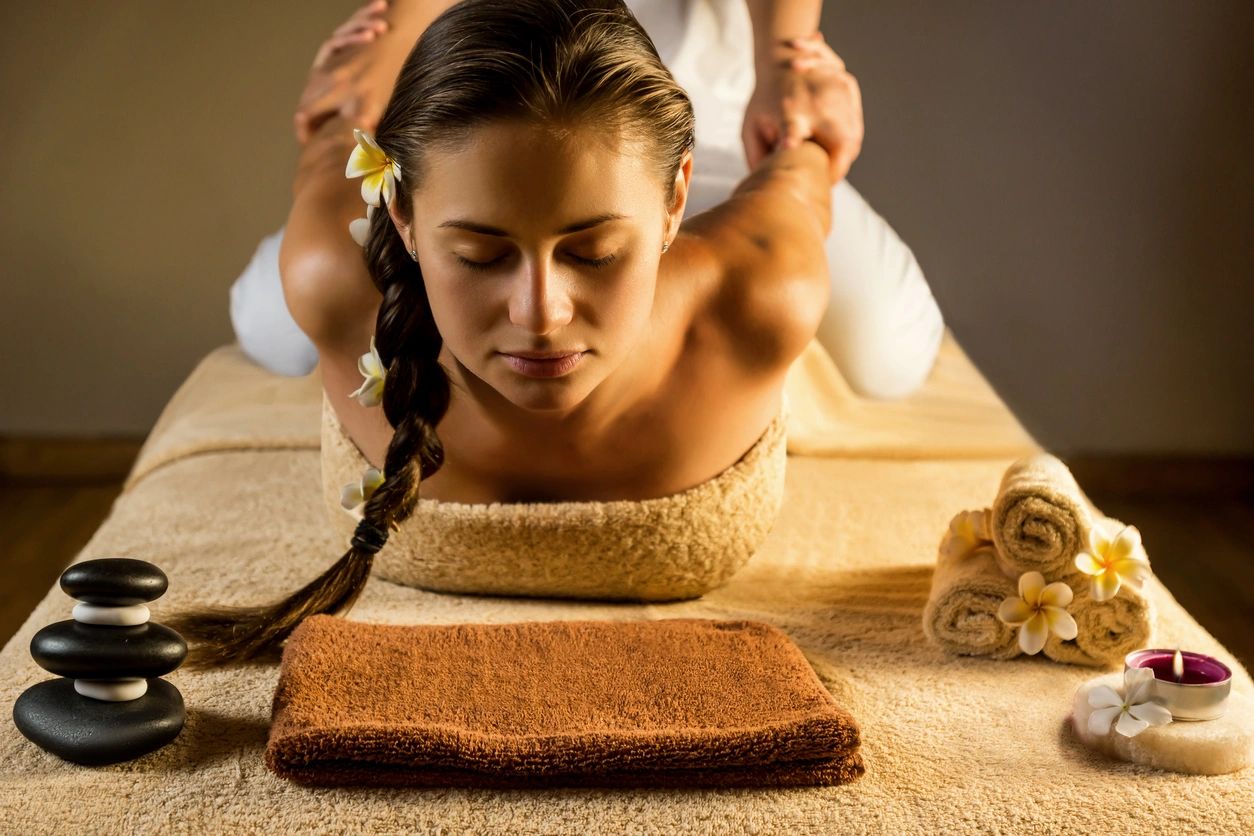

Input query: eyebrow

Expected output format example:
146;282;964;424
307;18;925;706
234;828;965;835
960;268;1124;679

436;212;629;237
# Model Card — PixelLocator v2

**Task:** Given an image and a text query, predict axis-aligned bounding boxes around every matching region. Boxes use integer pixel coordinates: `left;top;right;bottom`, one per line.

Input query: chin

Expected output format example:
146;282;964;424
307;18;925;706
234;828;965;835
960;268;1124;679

500;376;594;414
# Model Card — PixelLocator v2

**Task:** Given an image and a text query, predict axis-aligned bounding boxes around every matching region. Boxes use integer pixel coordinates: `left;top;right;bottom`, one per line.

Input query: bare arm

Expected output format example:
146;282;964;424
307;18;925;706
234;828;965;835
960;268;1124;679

744;0;823;65
684;139;834;373
294;0;462;147
282;1;461;347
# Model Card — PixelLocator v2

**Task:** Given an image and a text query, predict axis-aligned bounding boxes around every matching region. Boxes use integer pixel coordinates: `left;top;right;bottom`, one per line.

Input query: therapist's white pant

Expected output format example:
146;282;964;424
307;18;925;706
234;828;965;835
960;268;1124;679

230;0;943;399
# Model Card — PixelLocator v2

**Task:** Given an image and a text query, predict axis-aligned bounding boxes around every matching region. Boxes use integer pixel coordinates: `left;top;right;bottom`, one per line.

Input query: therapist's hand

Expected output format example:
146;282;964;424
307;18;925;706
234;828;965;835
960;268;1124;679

742;32;865;185
293;0;404;144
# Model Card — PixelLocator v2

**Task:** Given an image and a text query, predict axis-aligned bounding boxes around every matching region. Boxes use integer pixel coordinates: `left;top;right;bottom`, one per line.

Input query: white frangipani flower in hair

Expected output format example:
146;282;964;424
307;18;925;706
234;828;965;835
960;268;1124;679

996;571;1078;655
348;336;386;408
1074;522;1152;602
349;203;375;247
341;466;385;512
1086;666;1173;738
345;128;401;208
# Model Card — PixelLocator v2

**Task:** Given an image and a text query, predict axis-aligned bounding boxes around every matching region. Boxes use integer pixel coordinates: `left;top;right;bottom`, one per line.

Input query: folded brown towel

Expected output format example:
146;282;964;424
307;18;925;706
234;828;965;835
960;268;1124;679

265;615;865;789
989;453;1099;578
922;510;1021;660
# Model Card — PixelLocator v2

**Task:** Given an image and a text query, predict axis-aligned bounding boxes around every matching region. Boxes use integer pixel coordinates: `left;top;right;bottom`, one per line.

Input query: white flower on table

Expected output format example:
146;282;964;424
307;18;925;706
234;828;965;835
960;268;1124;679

996;571;1078;655
1087;666;1173;738
1074;522;1152;602
349;335;386;408
345;128;401;208
341;465;385;512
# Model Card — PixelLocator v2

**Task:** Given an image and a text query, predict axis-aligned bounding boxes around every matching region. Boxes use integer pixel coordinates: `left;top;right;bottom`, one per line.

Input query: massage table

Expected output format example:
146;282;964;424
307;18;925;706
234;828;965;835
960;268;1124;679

3;330;1249;832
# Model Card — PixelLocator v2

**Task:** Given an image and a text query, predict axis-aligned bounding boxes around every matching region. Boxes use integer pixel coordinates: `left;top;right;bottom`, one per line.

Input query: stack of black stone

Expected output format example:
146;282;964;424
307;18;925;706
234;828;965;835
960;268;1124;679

13;558;188;765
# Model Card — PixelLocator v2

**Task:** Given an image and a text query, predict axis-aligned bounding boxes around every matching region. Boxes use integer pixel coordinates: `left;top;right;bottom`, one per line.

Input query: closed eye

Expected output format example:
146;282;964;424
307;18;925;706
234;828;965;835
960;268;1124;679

454;252;619;272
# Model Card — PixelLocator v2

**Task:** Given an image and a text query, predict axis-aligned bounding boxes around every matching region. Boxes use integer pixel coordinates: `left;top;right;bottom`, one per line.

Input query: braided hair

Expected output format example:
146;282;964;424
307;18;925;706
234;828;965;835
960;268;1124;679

166;0;695;668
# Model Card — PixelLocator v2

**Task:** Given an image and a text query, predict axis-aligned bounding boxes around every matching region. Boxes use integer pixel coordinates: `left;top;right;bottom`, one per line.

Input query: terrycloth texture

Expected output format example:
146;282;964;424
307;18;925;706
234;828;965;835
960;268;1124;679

121;342;323;492
783;336;1040;459
921;539;1020;660
1072;673;1254;775
1045;579;1155;667
3;337;1252;832
320;391;788;601
925;502;1154;667
1044;516;1155;667
265;615;864;789
990;453;1100;578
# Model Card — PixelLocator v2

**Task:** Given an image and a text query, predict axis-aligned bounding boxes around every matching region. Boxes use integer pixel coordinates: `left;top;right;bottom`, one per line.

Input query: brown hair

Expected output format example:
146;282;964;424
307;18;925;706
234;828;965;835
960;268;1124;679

166;0;695;669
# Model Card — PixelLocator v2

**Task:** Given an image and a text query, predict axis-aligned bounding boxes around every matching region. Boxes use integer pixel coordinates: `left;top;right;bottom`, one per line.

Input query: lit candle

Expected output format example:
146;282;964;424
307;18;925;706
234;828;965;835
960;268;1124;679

1125;648;1232;721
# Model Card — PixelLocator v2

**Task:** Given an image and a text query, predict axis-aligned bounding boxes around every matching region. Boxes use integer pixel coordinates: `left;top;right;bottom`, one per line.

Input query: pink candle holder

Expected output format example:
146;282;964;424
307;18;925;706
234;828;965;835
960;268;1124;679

1124;648;1232;721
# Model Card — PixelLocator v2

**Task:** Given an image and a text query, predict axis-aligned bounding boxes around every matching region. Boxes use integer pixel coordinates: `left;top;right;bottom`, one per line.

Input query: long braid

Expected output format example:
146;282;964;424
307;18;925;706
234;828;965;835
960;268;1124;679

167;178;450;670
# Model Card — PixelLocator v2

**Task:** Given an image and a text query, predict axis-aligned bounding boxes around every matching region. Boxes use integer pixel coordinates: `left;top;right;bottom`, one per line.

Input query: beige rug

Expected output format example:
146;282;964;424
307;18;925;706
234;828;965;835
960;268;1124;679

2;333;1248;833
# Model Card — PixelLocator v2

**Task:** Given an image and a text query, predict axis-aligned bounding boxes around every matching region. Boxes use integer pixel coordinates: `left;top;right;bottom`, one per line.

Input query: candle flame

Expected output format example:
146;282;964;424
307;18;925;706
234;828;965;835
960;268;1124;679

1172;649;1184;682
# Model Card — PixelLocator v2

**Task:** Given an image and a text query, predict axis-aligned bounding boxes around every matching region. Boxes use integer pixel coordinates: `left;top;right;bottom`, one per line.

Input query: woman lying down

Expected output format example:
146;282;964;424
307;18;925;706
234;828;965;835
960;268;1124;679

170;0;944;668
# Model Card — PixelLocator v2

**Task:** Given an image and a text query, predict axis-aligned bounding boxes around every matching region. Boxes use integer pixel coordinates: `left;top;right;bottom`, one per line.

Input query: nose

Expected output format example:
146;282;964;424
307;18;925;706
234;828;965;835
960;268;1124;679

507;254;574;335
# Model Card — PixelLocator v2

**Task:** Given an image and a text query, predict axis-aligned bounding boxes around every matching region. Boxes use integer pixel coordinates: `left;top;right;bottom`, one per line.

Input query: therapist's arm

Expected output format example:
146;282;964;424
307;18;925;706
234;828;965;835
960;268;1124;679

741;1;863;183
294;0;462;145
744;0;823;65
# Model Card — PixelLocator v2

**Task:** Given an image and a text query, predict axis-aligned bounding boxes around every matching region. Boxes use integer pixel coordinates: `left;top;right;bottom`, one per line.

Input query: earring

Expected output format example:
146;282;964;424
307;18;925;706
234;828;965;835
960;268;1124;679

661;240;670;254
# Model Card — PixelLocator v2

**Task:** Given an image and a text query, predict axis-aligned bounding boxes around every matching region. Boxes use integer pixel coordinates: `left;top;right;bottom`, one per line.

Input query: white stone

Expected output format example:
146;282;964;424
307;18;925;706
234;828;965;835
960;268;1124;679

1071;672;1254;775
71;601;150;626
74;678;149;702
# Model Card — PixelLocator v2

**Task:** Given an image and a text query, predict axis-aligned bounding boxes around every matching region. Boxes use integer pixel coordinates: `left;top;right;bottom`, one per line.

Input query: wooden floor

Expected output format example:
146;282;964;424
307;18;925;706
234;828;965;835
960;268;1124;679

1;455;1251;672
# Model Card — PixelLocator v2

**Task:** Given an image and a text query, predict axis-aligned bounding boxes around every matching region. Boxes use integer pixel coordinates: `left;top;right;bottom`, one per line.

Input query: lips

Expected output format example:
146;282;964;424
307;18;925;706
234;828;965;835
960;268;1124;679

500;350;587;378
504;351;584;360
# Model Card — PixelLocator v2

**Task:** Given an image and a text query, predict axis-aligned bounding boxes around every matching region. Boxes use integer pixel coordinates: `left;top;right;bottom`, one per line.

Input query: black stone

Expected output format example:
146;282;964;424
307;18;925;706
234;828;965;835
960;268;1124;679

60;558;168;605
30;621;187;679
13;677;184;765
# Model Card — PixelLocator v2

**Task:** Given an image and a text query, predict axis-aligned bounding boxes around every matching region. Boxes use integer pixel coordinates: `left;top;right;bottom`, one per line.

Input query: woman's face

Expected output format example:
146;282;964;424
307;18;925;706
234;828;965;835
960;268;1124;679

390;119;690;415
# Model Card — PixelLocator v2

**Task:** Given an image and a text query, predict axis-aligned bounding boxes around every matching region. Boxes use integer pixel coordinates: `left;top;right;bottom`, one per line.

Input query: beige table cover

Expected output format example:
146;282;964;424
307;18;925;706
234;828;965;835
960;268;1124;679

3;331;1248;833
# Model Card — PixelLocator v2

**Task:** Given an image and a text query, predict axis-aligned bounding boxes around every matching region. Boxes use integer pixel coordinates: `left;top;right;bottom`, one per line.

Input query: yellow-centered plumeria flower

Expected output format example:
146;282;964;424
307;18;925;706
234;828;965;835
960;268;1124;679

997;571;1078;655
941;508;992;561
345;128;401;208
341;465;385;512
1087;666;1173;738
349;336;386;408
1074;522;1152;602
349;203;375;248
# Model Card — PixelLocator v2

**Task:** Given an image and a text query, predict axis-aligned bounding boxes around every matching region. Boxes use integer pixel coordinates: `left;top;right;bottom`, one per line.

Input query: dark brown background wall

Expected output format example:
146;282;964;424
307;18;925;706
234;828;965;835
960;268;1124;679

1;1;1250;455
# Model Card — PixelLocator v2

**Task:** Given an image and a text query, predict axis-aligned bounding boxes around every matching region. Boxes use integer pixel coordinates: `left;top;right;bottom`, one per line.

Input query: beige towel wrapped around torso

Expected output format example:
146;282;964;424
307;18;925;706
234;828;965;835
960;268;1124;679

318;390;789;602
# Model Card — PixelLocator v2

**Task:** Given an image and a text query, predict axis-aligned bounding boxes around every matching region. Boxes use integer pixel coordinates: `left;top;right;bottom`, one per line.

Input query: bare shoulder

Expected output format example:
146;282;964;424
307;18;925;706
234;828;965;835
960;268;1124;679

678;141;833;376
279;114;382;352
274;114;394;462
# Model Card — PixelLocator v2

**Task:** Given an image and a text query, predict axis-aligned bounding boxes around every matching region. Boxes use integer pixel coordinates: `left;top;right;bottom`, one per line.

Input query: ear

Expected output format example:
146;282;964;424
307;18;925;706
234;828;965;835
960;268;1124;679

665;148;694;239
384;195;412;249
